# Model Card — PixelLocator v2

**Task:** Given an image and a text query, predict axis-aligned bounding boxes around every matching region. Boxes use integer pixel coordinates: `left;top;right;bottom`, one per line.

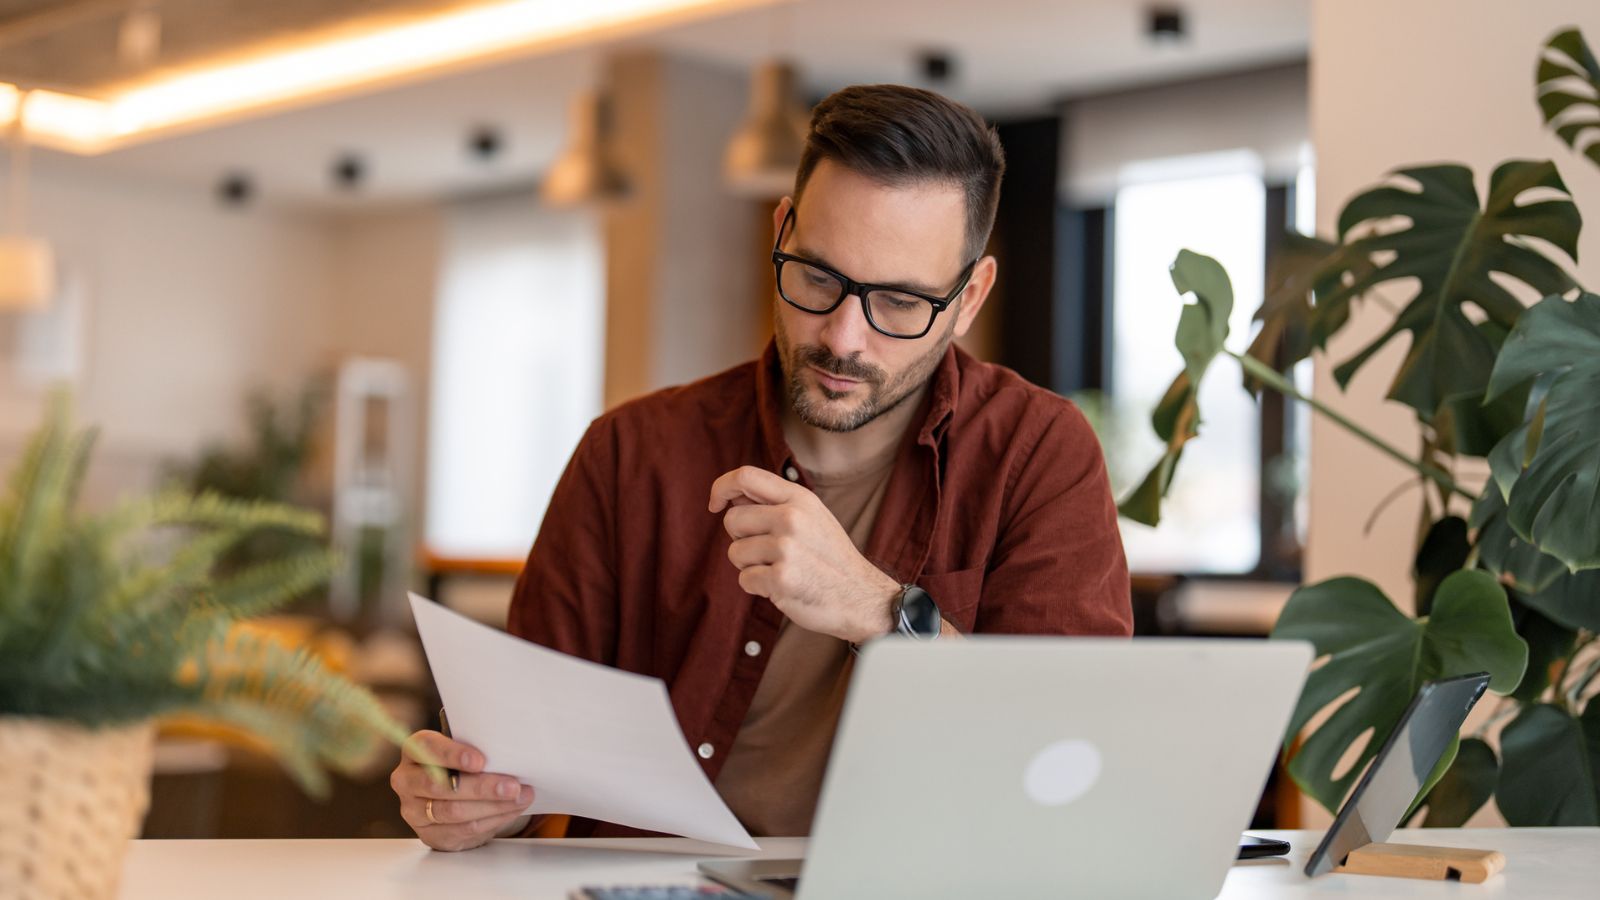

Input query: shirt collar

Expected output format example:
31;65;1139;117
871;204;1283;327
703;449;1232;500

754;338;962;470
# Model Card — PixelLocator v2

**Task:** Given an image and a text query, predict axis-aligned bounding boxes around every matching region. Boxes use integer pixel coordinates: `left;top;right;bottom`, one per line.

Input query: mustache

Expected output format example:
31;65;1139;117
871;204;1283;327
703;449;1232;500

796;345;882;384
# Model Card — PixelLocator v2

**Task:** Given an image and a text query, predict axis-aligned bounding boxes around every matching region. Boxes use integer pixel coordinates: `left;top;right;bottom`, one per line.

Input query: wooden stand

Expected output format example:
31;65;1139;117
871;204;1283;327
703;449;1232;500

1336;843;1506;883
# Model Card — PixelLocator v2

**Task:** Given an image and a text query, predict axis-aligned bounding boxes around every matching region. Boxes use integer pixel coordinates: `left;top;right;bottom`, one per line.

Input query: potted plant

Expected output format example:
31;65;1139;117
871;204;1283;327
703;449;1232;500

1122;27;1600;825
0;396;415;898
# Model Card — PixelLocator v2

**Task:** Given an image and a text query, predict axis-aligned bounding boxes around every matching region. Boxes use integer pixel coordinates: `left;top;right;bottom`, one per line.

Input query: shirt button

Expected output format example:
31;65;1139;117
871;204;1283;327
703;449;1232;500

697;742;715;759
744;640;762;657
783;466;799;482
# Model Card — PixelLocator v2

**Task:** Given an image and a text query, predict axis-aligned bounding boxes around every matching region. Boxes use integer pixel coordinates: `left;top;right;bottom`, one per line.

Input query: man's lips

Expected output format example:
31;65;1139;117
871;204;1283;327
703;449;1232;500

809;365;862;393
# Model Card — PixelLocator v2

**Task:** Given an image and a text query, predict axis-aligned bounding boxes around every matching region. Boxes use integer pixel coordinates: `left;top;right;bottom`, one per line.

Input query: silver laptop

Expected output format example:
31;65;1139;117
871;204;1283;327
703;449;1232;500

700;637;1312;899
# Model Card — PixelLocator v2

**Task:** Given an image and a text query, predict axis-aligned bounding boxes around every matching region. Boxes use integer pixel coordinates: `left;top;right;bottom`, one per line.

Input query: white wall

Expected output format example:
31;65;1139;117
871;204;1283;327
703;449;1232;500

324;204;443;537
1061;62;1308;207
1307;0;1600;605
0;160;338;509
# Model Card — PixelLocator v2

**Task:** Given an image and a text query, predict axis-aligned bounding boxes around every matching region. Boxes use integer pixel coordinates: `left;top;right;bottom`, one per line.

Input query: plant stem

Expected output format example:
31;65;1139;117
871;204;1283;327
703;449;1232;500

1231;351;1475;502
1565;632;1600;711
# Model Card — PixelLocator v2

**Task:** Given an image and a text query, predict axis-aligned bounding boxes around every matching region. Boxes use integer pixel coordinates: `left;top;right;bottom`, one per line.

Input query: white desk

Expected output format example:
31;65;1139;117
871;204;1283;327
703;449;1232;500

119;828;1600;899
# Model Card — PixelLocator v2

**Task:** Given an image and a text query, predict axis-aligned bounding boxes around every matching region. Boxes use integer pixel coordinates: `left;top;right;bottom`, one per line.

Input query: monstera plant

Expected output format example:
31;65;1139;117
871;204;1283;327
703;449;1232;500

1123;27;1600;826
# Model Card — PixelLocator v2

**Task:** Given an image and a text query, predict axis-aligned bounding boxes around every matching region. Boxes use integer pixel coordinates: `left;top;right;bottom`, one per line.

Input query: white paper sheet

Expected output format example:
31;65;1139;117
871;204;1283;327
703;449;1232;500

406;593;758;850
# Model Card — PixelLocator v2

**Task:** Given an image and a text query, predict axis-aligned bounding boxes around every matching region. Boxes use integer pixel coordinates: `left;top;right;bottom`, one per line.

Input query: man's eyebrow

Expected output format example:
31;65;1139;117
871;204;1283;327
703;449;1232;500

791;244;947;296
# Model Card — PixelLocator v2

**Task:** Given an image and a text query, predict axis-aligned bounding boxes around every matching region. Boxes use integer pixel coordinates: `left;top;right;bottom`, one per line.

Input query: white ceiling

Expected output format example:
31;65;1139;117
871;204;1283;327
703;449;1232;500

35;0;1310;209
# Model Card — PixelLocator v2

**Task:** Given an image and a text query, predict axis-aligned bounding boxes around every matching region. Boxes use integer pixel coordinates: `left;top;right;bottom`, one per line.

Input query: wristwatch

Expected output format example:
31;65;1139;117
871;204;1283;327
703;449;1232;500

892;584;942;640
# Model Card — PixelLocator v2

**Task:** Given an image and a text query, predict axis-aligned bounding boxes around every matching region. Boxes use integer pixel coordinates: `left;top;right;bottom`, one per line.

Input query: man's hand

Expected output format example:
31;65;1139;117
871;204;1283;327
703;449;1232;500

709;465;900;644
391;730;534;851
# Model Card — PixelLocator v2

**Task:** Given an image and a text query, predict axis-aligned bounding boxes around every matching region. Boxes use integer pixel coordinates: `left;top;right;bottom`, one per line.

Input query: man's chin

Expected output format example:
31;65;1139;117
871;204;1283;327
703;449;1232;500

795;387;876;433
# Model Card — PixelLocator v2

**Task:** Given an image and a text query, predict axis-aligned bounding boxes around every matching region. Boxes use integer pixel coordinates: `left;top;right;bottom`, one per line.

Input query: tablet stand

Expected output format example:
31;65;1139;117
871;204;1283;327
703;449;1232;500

1335;843;1506;883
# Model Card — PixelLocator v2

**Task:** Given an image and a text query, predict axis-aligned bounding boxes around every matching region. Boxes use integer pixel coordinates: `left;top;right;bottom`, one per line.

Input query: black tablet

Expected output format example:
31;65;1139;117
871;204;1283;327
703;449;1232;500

1304;672;1491;877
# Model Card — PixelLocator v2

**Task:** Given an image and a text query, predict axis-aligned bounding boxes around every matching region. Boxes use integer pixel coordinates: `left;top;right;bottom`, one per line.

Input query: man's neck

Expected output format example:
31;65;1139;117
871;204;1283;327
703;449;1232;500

782;380;930;482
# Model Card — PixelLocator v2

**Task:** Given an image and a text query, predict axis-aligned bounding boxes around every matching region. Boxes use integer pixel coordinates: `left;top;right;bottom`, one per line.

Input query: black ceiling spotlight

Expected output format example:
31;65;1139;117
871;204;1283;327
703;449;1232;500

469;125;504;162
217;172;254;207
332;153;366;191
919;50;955;85
1148;6;1186;42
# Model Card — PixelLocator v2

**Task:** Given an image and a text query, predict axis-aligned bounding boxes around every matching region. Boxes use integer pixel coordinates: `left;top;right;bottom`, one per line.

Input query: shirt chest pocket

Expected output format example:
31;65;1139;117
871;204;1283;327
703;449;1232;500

912;566;985;634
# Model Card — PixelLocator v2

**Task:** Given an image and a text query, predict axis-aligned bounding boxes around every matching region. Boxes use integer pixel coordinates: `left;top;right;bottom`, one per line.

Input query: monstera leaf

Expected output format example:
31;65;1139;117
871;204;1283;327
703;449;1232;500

1498;702;1600;825
1117;250;1234;526
1242;233;1343;393
1485;292;1600;574
1472;484;1570;593
1538;28;1600;169
1271;570;1528;814
1419;737;1499;827
1317;161;1579;420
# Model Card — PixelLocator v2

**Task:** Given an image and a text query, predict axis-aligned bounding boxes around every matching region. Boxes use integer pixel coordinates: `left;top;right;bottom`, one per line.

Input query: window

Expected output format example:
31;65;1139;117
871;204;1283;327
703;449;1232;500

1109;150;1266;574
425;194;605;559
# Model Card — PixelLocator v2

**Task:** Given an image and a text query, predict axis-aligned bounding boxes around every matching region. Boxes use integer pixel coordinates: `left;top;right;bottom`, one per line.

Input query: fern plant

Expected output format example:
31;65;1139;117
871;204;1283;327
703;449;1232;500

0;395;413;797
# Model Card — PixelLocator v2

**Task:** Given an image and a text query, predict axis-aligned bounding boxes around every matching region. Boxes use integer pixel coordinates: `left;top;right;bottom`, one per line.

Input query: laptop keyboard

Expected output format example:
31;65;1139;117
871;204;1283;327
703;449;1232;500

757;876;801;891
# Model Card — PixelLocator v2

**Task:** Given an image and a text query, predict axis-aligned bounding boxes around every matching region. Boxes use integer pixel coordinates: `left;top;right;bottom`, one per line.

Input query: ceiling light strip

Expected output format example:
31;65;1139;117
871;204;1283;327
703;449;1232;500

0;0;782;155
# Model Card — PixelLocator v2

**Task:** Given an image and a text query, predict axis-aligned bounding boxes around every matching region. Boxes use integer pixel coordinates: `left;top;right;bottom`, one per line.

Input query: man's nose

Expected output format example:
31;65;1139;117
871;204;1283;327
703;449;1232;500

818;293;875;358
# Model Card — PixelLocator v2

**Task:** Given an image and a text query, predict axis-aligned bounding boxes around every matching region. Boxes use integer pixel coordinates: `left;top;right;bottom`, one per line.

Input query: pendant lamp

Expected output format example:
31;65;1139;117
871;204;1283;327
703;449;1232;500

540;90;630;207
723;60;809;197
2;92;55;312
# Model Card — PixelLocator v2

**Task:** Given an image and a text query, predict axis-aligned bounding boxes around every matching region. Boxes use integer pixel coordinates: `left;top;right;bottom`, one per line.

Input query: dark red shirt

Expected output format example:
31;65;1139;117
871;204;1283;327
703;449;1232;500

508;341;1131;836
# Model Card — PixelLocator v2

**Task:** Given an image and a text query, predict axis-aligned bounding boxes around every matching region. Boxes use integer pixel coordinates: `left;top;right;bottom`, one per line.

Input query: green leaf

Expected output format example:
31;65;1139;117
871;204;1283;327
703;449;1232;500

1404;735;1460;826
1321;161;1579;419
1419;737;1498;827
1519;569;1600;633
1117;251;1234;526
1271;570;1528;813
1472;484;1570;594
1243;233;1346;392
1538;28;1600;169
1509;597;1579;703
1485;292;1600;573
1413;516;1470;616
1433;320;1530;458
1498;702;1600;825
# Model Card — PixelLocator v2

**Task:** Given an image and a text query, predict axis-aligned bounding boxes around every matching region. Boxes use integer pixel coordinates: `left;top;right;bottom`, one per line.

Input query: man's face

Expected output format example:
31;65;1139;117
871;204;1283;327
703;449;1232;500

773;159;987;433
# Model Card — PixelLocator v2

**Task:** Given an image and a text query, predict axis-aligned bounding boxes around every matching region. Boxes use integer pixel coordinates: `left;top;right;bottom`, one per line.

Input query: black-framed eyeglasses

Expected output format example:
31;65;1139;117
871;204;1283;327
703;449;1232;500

771;208;977;340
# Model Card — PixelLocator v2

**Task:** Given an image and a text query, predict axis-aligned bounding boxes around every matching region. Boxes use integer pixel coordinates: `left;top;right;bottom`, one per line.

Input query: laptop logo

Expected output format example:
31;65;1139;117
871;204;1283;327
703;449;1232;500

1023;739;1102;807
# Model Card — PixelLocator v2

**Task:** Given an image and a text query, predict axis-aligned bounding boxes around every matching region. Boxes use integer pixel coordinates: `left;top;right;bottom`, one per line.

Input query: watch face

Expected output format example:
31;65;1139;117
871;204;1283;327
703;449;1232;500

899;586;941;639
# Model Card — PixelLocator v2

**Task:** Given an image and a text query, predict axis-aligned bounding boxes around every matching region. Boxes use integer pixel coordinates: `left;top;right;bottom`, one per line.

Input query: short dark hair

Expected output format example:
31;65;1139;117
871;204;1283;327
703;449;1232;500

794;84;1006;262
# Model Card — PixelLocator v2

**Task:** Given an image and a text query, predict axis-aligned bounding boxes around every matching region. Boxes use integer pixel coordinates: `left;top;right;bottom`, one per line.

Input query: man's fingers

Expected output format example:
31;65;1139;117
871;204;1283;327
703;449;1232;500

708;466;795;512
394;765;526;802
737;564;775;598
722;504;792;540
402;730;485;772
406;791;532;827
727;535;782;570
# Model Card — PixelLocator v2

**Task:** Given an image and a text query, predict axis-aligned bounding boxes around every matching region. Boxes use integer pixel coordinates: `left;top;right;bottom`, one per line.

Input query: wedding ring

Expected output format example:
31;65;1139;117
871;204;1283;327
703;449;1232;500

425;798;438;825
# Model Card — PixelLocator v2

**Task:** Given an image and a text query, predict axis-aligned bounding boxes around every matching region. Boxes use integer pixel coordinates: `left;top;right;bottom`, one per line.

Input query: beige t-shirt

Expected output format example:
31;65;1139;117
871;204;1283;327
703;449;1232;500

712;449;898;837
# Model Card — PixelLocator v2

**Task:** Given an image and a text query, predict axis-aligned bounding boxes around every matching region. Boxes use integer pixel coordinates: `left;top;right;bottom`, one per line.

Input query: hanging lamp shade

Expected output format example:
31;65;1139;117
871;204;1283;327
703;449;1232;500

540;91;629;207
724;60;809;198
0;235;55;311
3;91;56;311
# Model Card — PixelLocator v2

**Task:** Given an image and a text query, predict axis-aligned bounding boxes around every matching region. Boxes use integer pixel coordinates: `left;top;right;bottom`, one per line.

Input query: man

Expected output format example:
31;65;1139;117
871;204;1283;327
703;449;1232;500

391;84;1131;850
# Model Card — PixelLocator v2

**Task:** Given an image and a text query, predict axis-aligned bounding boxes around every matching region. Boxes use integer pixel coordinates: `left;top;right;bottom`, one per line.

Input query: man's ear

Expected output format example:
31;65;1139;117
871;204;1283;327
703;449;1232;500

772;197;793;242
950;255;998;340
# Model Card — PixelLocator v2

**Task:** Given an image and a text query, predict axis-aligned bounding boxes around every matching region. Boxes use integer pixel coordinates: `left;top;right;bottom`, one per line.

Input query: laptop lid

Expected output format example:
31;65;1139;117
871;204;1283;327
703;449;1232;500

795;637;1312;900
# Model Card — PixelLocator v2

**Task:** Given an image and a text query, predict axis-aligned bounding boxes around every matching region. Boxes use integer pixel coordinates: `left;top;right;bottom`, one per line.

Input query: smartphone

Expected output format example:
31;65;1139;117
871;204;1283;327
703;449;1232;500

1238;834;1291;859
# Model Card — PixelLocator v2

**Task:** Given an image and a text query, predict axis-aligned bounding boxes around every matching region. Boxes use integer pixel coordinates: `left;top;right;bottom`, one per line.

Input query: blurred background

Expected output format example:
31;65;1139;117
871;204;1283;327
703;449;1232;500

0;0;1595;840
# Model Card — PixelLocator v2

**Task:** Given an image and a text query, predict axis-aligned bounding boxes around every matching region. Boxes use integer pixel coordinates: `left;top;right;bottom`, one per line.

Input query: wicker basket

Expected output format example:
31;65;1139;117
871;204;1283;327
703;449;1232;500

0;717;156;900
